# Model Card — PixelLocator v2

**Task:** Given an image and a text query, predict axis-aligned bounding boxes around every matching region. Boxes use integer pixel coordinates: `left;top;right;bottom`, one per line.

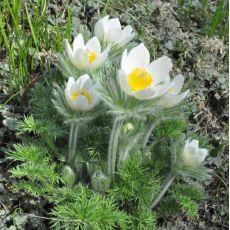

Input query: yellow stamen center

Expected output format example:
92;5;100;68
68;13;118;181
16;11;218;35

128;68;153;91
87;50;97;63
70;91;92;104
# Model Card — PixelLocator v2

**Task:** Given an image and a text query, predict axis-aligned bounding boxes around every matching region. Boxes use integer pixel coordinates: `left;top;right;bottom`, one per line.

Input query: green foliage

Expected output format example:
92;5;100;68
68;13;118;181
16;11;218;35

157;183;204;220
171;184;205;201
29;82;61;121
157;196;181;217
51;185;129;230
7;144;48;163
17;115;65;140
173;193;199;219
148;118;188;173
177;0;228;39
206;0;228;37
110;157;160;212
8;144;62;196
0;0;73;92
155;118;187;139
170;184;205;219
16;115;65;160
131;208;156;230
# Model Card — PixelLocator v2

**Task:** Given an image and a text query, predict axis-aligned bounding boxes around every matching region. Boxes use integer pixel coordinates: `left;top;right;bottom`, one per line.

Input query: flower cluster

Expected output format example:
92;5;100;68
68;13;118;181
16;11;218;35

63;16;189;112
55;15;209;203
7;13;212;228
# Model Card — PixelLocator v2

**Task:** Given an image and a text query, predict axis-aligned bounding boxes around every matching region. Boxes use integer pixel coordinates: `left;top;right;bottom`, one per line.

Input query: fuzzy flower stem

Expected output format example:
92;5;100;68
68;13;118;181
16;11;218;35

151;172;176;209
142;118;162;149
68;121;79;168
107;117;124;179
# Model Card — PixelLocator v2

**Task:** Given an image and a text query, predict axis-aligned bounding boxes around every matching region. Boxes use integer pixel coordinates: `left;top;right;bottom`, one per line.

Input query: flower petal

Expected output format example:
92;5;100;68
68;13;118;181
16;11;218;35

185;140;199;156
126;44;150;73
87;83;101;109
118;33;135;47
64;39;74;59
118;25;134;45
69;82;79;95
189;139;199;152
94;16;109;39
74;95;89;110
107;18;121;30
122;25;133;35
105;28;122;44
74;48;89;70
90;46;110;69
171;74;184;94
160;94;178;108
118;70;132;95
75;74;93;90
121;49;128;72
85;36;101;54
132;86;156;100
197;148;208;163
153;81;171;97
160;89;189;108
147;56;172;84
65;77;75;92
73;34;85;53
176;90;190;104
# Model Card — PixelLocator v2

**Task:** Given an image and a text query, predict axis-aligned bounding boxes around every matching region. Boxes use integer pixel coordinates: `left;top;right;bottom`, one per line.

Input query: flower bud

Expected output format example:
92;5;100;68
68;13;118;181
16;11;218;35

86;161;101;176
181;139;208;167
62;166;76;188
123;122;134;133
91;170;111;193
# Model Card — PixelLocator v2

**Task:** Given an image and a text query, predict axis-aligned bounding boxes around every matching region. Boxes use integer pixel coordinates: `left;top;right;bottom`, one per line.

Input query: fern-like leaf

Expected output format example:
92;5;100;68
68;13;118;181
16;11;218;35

51;185;129;230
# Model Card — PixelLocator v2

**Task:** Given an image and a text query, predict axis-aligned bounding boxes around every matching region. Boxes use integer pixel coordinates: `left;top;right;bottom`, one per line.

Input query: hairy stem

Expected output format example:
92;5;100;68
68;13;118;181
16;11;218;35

142;119;162;149
151;172;176;209
118;149;128;168
68;122;79;168
107;117;124;179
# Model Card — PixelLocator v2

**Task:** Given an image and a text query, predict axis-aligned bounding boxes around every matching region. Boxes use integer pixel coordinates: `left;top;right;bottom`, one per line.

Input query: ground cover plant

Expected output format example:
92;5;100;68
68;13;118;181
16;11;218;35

0;0;228;229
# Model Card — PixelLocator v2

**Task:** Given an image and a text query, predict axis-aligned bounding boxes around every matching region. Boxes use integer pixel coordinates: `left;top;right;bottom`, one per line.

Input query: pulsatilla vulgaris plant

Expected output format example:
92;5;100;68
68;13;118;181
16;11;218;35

8;15;212;229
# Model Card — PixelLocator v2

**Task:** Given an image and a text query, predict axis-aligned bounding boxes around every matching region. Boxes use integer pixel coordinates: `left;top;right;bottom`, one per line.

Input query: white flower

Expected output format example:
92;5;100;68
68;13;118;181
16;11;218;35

65;75;100;111
181;139;208;167
159;75;190;108
94;15;135;47
118;43;172;100
64;34;110;70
